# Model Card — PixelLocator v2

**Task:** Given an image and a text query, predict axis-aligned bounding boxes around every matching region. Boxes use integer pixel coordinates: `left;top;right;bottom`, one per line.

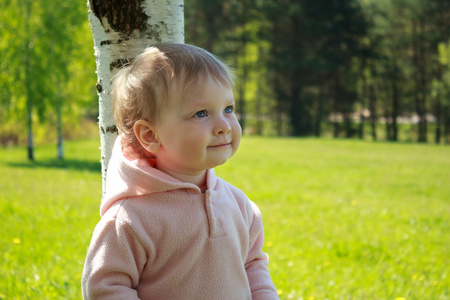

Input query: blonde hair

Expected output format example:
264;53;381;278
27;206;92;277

112;43;234;159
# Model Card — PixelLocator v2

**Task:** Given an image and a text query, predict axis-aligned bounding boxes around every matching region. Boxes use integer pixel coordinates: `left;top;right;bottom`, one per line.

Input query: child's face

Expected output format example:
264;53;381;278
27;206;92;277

153;77;241;178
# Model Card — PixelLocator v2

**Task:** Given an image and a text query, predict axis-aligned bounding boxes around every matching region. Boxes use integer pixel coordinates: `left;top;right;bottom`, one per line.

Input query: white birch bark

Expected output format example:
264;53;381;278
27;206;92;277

87;0;184;196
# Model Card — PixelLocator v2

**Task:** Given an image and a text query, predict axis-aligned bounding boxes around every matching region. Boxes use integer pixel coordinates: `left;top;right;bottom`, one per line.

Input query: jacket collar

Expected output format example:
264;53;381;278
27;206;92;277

100;137;217;216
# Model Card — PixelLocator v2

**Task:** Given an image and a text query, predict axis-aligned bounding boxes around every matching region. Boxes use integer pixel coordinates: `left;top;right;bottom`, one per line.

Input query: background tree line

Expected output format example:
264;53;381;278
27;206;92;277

1;0;449;160
0;0;97;159
185;0;450;143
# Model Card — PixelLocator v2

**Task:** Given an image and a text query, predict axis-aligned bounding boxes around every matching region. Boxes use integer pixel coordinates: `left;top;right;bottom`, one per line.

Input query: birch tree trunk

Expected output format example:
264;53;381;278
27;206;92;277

87;0;184;195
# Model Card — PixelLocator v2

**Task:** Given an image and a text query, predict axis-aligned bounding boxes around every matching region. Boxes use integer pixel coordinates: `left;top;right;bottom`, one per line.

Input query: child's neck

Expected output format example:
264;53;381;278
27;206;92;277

157;167;207;192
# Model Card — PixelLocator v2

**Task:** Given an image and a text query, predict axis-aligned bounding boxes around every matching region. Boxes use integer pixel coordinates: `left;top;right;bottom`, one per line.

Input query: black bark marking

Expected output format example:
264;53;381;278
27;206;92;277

96;82;103;93
110;58;132;71
100;125;118;134
100;40;113;46
145;24;162;43
90;0;148;34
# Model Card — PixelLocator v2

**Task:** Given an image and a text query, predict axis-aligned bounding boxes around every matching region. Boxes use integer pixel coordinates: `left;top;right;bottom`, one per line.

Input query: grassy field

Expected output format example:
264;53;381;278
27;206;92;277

0;137;449;299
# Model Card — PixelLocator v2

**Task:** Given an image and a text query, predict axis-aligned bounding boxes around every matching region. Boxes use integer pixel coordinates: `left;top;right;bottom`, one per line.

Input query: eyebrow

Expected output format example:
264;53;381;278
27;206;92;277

183;94;235;115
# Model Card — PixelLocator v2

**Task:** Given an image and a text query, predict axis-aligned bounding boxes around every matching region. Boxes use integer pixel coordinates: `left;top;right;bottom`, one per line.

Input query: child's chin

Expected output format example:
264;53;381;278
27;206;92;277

210;157;229;168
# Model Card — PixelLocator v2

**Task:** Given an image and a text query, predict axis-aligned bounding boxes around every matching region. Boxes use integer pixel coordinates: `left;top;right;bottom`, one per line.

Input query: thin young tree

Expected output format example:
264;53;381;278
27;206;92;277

87;0;184;195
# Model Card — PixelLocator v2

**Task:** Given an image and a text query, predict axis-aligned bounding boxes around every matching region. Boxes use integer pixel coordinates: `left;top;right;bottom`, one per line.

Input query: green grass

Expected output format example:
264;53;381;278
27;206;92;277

0;140;102;299
1;137;449;299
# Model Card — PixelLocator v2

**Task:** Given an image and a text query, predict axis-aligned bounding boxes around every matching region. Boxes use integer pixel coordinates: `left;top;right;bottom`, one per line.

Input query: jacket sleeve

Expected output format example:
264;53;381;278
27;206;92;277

245;201;280;300
81;211;149;300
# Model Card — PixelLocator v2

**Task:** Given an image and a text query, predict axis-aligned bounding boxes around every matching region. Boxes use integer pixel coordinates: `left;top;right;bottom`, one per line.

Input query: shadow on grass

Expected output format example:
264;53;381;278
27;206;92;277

8;159;101;173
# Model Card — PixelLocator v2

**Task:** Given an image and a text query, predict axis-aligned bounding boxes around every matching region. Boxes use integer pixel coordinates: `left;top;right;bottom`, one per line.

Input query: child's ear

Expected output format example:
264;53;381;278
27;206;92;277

133;120;161;154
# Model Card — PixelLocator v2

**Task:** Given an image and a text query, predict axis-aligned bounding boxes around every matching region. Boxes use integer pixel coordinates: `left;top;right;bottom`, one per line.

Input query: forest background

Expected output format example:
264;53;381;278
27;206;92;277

1;0;450;159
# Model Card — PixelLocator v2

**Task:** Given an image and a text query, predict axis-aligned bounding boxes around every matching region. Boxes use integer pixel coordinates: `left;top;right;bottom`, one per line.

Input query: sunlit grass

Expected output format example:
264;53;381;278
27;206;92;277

216;137;450;299
1;137;449;299
0;140;102;299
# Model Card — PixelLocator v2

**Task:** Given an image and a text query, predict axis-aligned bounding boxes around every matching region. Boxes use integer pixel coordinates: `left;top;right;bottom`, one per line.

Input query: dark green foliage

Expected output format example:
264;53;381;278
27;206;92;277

1;0;450;145
0;0;97;153
185;0;450;143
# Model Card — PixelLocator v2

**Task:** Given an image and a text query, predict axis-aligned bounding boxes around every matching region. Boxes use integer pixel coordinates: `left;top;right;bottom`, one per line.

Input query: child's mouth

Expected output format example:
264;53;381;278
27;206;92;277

209;143;231;148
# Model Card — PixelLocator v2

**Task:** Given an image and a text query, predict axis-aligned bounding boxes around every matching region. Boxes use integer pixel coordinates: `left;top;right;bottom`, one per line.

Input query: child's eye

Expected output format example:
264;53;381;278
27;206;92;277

194;110;207;118
224;106;234;114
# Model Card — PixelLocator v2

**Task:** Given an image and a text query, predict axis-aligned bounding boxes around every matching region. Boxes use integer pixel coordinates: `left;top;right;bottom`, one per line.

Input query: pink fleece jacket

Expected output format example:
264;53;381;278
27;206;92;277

81;138;279;299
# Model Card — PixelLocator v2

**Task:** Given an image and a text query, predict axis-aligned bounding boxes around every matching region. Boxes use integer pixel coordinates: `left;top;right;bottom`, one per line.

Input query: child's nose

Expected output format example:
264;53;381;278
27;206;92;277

214;116;231;135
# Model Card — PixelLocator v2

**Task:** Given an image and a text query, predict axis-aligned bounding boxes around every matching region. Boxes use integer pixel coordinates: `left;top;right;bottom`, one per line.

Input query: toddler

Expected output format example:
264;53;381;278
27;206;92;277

82;43;279;299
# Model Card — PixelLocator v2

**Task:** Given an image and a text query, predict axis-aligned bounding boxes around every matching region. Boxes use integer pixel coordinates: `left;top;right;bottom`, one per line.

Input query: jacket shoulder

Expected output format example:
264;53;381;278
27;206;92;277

215;177;262;222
